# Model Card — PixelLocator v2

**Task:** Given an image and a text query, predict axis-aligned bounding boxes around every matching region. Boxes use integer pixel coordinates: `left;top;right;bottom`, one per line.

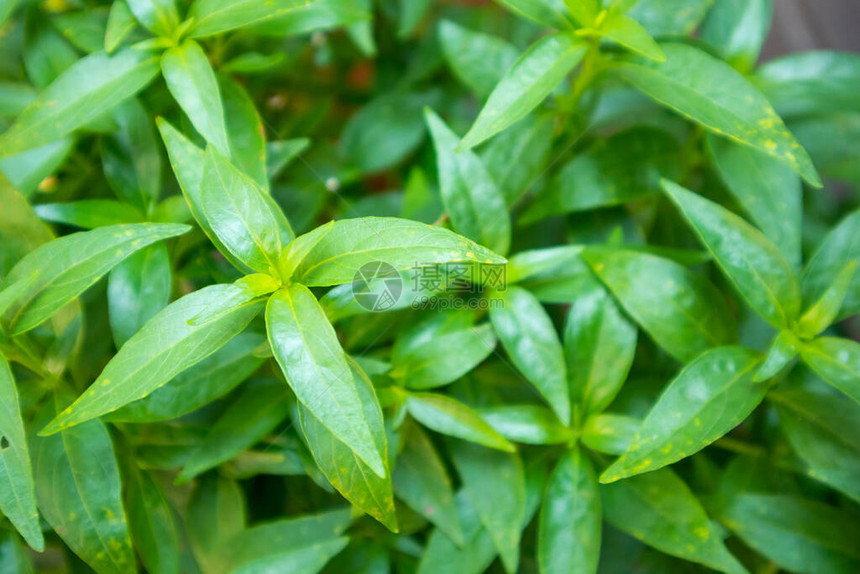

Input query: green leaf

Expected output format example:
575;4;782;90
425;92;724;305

0;137;74;197
615;44;821;186
599;13;666;62
31;390;135;573
246;0;371;37
797;261;857;338
0;176;53;277
0;354;42;550
0;82;36;118
478;405;573;445
298;357;397;531
123;464;180;574
706;135;802;267
392;310;496;390
40;284;263;435
601;347;764;483
220;77;268;190
700;0;772;71
583;248;735;363
347;23;375;64
393;421;464;545
800;337;860;404
756;51;860;117
23;14;78;89
481;113;555;204
200;147;293;275
520;127;683;222
564;0;599;25
34;199;144;229
102;97;162;210
126;0;179;36
564;277;637;415
152;195;192;224
342;92;429;174
802;210;860;321
627;0;713;36
107;243;171;348
495;0;576;30
406;392;514;452
179;378;290;481
437;20;519;99
417;491;500;574
0;272;39;318
105;0;137;54
0;531;34;574
425;109;511;255
187;474;245;572
321;267;444;321
162;40;231;157
0;48;160;158
221;52;286;75
400;166;443;224
489;286;570;425
53;7;111;54
538;447;601;574
662;179;801;329
1;223;189;336
267;138;310;181
581;413;639;455
450;441;526;573
189;0;326;37
399;0;432;37
157;118;254;273
189;274;279;326
506;245;592;304
106;331;266;422
0;0;23;27
283;216;506;287
459;34;586;150
222;508;351;573
715;493;860;573
753;329;798;382
267;284;385;476
770;388;860;503
796;113;859;196
602;468;746;574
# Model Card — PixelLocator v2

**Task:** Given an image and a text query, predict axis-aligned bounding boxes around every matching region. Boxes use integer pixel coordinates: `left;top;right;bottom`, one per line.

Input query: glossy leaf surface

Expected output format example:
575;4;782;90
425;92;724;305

602;347;764;482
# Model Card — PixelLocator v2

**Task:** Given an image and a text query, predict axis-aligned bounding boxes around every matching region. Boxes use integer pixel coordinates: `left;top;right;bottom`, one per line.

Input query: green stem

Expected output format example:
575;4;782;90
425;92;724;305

569;36;601;106
714;437;766;457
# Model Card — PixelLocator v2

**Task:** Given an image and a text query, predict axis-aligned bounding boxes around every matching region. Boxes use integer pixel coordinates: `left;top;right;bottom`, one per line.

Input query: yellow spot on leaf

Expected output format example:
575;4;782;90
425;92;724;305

694;527;710;540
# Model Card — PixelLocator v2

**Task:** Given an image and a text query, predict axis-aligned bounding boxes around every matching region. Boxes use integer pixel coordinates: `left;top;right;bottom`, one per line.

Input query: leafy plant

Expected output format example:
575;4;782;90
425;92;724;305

0;0;858;572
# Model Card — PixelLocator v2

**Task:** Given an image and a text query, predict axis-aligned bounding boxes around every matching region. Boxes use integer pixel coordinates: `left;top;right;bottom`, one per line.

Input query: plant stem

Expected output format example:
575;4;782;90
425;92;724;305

569;36;601;107
714;436;767;457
